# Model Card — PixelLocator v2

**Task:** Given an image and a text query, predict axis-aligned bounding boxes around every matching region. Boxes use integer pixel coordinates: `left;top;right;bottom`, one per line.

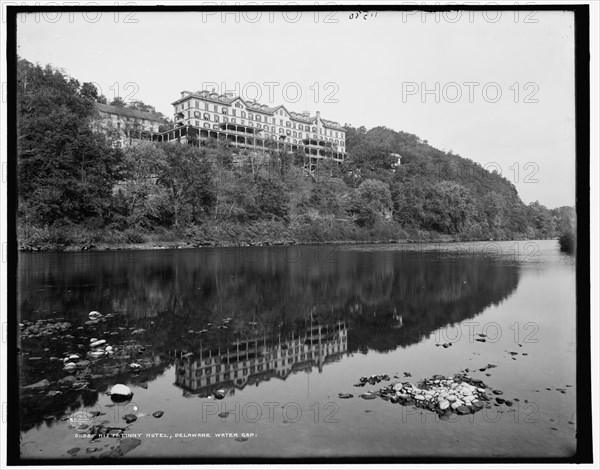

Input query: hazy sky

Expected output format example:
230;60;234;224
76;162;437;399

16;8;576;208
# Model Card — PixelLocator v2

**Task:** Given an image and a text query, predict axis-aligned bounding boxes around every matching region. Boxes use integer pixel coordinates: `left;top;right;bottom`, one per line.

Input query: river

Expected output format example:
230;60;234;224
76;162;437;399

16;240;577;460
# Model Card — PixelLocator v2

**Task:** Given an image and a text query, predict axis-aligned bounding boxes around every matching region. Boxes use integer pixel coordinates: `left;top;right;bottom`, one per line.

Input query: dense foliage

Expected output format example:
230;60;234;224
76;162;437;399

17;58;575;250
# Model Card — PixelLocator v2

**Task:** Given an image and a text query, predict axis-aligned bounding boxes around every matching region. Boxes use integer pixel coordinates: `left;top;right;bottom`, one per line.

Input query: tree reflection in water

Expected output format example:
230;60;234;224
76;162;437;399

18;247;520;430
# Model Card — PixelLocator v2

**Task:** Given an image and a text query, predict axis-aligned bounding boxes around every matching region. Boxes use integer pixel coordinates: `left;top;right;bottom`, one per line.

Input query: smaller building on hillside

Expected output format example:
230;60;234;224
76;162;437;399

94;103;166;148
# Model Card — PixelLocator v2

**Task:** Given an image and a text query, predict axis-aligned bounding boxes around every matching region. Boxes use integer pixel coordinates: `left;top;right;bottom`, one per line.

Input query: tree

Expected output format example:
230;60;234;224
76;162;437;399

80;82;99;101
421;181;478;234
17;57;124;227
119;142;170;228
157;143;216;228
110;96;126;107
357;179;392;217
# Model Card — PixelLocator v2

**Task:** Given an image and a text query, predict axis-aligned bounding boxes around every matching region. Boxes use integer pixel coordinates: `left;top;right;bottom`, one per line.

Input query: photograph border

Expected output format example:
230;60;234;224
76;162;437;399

4;3;592;465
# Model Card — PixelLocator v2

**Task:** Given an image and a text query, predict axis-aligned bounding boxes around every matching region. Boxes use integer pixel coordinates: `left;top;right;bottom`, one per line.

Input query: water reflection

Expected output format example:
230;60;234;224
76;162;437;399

18;247;521;431
174;322;347;397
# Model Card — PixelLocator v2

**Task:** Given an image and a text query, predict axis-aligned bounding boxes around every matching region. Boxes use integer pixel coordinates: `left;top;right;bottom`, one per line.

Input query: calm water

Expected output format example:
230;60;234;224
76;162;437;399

17;240;577;460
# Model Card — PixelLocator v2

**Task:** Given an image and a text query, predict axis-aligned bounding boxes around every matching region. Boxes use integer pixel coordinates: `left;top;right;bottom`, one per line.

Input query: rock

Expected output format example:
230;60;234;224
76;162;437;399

359;392;377;400
456;405;471;415
129;363;142;371
213;389;227;400
152;410;164;418
504;400;513;406
446;395;457;402
414;395;425;401
90;340;106;348
218;412;229;418
109;384;133;402
123;414;137;424
88;311;102;320
442;343;450;348
24;379;50;390
338;393;353;399
471;400;484;409
67;447;80;455
492;390;503;395
438;400;450;410
495;398;505;404
451;401;463;410
86;447;99;453
63;363;77;372
76;360;90;368
118;437;141;456
475;338;486;342
47;390;63;397
139;382;148;389
235;436;249;442
59;376;77;385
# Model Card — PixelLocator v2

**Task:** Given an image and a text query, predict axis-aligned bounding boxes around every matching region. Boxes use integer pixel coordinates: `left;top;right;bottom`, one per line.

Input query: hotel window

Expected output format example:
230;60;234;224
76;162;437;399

204;113;210;120
293;131;297;137
204;123;210;128
241;111;246;118
213;124;219;129
231;118;236;124
279;119;283;125
241;120;245;125
195;100;199;108
286;122;291;127
205;102;209;110
222;107;228;114
231;109;236;116
272;117;276;124
256;115;261;122
214;115;220;122
305;125;310;131
195;120;199;126
214;105;218;112
271;126;275;132
249;113;253;120
224;117;229;122
279;128;284;134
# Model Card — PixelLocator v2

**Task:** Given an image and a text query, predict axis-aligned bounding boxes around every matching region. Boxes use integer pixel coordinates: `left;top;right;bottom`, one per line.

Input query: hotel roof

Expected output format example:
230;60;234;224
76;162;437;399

172;90;345;131
96;103;165;122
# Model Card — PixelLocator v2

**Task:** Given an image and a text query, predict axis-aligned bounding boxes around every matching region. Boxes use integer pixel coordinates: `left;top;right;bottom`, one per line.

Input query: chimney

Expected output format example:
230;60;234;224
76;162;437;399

316;111;322;137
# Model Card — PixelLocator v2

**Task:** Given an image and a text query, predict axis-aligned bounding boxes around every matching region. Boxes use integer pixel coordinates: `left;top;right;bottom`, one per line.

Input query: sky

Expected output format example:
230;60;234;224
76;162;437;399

16;8;576;208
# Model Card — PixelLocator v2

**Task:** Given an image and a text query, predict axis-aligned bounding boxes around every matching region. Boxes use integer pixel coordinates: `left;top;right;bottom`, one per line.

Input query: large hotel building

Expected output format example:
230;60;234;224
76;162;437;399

156;89;347;164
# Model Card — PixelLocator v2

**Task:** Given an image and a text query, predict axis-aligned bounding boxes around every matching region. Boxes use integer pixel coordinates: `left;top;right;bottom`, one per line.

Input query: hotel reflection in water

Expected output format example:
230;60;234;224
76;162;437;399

173;322;348;396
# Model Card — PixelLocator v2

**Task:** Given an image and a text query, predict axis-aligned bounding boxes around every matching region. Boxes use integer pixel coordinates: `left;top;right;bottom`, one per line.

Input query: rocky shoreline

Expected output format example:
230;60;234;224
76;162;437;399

18;236;548;253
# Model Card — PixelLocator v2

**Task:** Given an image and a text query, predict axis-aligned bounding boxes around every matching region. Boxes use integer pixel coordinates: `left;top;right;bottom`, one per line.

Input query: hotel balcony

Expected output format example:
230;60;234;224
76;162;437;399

151;124;346;164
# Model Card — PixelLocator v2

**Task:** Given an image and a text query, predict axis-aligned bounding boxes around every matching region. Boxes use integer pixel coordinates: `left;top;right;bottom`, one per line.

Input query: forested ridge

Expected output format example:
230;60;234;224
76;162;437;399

16;58;575;251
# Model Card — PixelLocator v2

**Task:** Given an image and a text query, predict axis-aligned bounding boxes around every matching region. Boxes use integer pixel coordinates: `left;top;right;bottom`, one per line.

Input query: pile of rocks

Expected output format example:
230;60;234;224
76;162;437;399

20;319;72;339
377;373;493;416
354;374;390;387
